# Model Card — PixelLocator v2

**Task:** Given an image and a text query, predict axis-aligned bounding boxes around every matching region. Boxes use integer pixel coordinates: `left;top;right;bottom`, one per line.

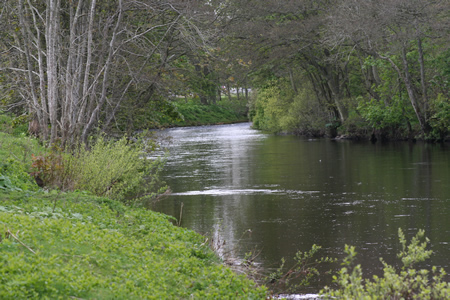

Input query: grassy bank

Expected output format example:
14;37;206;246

159;97;249;127
0;114;266;299
0;192;266;299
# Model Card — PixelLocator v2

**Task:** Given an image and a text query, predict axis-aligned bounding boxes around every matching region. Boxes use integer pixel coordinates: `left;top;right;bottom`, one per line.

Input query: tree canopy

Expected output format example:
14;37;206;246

1;0;449;143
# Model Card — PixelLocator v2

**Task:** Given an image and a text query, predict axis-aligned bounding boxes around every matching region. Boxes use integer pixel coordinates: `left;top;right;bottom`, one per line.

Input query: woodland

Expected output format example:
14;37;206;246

1;1;449;298
0;0;448;145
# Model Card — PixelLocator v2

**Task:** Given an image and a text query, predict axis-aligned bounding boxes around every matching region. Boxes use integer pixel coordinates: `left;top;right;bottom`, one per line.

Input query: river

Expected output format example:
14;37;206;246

152;122;449;293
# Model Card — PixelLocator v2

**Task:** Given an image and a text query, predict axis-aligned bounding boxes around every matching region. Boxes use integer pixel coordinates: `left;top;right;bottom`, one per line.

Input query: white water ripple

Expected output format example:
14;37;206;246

171;188;319;196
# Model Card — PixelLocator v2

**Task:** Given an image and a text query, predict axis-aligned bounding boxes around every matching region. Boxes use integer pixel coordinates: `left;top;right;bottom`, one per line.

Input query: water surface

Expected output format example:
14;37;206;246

153;123;449;291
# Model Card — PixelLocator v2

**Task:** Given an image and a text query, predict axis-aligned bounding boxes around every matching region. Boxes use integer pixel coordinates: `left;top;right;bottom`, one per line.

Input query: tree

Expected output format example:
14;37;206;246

325;0;450;136
219;0;351;126
0;0;214;145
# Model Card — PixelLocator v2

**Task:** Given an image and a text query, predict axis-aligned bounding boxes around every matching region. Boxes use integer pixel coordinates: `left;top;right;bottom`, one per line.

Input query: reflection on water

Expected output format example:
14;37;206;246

153;123;450;291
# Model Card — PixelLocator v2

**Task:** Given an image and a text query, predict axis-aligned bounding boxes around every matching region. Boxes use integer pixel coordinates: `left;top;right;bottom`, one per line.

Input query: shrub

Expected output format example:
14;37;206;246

267;244;336;294
29;134;167;204
321;229;450;299
1;158;38;192
69;134;167;203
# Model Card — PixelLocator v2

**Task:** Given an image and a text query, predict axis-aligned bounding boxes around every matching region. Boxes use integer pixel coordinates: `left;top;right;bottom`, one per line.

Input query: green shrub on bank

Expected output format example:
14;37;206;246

30;134;167;204
70;135;167;203
321;229;450;299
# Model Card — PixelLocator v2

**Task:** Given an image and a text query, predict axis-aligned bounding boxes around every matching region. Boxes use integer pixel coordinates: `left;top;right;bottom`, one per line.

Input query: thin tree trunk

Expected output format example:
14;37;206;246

417;37;428;121
289;68;298;94
226;83;232;101
46;0;60;144
82;0;123;143
380;49;427;135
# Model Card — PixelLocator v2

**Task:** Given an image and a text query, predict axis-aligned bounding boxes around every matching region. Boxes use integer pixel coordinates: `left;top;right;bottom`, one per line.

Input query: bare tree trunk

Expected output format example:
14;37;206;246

46;0;60;144
226;82;232;101
18;0;48;140
379;49;427;135
81;0;123;143
288;68;298;94
417;37;428;121
400;47;427;135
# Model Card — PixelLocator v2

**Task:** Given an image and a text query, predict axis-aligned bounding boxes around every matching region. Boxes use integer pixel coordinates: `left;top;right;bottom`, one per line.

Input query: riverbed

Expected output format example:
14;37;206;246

153;122;450;292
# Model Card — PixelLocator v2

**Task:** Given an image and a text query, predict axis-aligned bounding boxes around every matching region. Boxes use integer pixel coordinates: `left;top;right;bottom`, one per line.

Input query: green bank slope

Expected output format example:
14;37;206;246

0;115;266;299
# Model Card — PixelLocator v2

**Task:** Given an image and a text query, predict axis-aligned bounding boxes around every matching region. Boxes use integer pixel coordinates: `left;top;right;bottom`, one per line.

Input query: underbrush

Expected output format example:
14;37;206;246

0;130;44;192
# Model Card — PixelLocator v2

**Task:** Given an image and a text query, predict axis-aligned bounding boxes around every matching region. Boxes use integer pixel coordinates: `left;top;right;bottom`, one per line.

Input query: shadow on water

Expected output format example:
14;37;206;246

152;123;450;293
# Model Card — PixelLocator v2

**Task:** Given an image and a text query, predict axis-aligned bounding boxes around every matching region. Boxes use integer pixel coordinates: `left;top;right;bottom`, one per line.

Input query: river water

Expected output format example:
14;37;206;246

153;122;449;292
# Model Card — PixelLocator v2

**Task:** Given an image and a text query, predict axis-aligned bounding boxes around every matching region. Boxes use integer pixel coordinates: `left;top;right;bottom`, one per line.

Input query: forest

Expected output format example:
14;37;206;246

0;0;448;145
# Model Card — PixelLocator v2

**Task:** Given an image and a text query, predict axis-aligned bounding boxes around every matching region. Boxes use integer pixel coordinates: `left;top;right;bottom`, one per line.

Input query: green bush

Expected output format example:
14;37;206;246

68;134;167;204
321;229;450;299
27;133;167;204
250;81;291;132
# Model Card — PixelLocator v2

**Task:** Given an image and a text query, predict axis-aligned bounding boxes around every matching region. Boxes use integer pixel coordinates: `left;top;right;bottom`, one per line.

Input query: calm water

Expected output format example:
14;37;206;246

153;122;449;291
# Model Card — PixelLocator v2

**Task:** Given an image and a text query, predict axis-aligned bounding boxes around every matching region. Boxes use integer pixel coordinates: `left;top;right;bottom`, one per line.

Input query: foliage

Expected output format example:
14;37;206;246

321;229;450;299
160;98;248;127
0;158;37;192
71;134;167;204
357;98;404;129
267;244;336;294
250;80;293;133
0;113;29;136
250;79;329;135
30;145;68;189
0;118;44;191
29;134;168;204
428;94;450;141
280;87;329;136
0;192;267;299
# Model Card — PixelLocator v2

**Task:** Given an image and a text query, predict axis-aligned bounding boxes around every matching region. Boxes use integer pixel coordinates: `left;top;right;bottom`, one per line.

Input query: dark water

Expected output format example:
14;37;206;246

153;122;450;291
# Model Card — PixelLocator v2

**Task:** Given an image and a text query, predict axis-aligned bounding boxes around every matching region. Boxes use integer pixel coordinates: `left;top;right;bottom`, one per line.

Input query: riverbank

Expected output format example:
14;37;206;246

0;191;267;298
0;116;267;299
158;97;249;128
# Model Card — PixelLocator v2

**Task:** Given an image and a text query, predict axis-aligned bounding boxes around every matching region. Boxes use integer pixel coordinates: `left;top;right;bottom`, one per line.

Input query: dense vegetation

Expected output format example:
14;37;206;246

0;114;267;298
0;0;449;297
2;1;447;144
230;1;449;141
159;97;248;127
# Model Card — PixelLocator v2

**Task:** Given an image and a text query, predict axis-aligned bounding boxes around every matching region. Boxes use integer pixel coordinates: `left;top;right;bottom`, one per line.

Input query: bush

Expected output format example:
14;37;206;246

30;134;167;204
321;229;450;299
70;135;167;203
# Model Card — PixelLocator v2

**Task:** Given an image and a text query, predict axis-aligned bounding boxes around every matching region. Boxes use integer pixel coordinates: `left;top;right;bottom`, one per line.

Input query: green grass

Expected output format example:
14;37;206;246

0;192;266;299
0;113;267;299
159;97;249;127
